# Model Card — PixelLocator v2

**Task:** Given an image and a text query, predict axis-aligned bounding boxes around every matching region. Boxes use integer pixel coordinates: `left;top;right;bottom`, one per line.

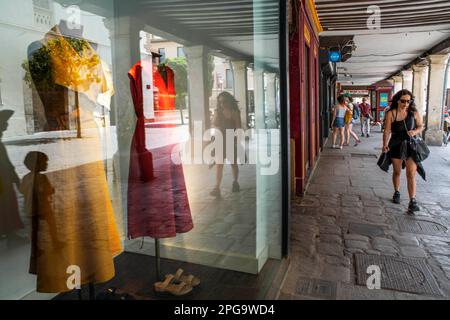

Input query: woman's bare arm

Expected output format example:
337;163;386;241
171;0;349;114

383;110;393;152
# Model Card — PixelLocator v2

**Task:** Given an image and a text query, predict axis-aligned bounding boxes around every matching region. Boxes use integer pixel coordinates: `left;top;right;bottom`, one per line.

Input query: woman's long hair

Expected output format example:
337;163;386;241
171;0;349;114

217;91;240;113
390;89;417;115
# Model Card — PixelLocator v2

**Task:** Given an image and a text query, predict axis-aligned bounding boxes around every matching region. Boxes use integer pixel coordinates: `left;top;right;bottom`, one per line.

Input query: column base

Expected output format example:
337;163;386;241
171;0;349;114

425;129;444;146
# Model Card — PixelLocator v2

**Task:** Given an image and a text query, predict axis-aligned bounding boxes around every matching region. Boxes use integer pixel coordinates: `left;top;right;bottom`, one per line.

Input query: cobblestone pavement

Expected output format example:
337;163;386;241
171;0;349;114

279;128;450;300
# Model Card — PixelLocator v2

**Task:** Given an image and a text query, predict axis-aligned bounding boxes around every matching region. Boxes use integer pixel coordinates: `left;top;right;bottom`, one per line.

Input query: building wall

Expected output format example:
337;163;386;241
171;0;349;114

289;0;321;195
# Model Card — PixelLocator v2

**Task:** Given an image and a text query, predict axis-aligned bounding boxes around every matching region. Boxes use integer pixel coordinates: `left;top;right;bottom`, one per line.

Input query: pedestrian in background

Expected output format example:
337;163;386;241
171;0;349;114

359;97;372;138
331;95;348;149
344;96;362;147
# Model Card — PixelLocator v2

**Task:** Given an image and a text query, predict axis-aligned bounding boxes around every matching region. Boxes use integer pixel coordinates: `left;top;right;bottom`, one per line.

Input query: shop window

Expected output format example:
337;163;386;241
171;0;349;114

225;69;233;89
158;48;166;62
177;47;185;58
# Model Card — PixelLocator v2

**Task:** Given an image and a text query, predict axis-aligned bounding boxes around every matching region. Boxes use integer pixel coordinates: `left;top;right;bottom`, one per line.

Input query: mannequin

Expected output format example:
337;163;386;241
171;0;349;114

25;20;122;294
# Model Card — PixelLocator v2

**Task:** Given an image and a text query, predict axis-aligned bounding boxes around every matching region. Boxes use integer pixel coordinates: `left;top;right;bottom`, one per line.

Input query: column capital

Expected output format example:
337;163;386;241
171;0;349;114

401;69;413;77
184;45;207;59
412;64;427;72
391;75;402;82
231;60;248;71
427;53;450;65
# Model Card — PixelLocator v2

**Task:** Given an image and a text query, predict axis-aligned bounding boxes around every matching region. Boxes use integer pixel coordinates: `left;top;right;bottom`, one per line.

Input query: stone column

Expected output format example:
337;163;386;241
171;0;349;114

265;73;278;129
108;15;143;230
425;54;450;146
253;69;265;129
401;69;413;92
412;64;427;116
185;45;210;132
231;60;249;129
392;75;402;94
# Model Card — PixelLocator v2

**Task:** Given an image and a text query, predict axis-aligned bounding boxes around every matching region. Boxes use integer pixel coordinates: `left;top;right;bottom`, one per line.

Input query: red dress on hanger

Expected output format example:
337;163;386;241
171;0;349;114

127;62;193;239
153;65;176;111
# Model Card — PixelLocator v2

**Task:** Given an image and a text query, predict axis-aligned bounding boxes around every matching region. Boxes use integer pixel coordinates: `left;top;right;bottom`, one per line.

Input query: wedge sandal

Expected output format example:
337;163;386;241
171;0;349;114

154;274;193;296
168;268;201;287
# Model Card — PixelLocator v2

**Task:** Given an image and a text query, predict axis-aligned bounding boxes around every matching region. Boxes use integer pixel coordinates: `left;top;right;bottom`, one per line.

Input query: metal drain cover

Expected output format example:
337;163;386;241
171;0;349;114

397;217;448;235
355;254;441;296
348;223;385;237
296;277;337;299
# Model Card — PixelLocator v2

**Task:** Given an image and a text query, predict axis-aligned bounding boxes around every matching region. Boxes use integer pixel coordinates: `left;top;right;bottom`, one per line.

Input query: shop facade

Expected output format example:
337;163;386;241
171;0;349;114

289;0;322;195
0;0;289;299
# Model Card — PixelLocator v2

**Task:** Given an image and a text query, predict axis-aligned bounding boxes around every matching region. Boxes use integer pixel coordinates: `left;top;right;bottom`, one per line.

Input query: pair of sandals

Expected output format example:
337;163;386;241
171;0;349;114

154;268;201;296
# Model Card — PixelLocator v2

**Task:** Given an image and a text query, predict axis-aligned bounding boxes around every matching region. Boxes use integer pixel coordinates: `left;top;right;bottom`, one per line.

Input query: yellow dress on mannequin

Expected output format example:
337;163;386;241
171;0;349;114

26;29;122;293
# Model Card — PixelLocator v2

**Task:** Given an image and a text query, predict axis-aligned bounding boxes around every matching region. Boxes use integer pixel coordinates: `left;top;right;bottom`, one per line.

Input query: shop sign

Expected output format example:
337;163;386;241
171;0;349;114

380;92;389;107
342;89;369;95
328;51;341;62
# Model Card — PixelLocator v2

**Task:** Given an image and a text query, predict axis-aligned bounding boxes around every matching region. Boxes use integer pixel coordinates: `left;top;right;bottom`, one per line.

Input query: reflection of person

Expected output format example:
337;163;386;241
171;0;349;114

331;95;348;149
382;89;424;212
210;92;242;198
0;110;24;241
20;152;63;274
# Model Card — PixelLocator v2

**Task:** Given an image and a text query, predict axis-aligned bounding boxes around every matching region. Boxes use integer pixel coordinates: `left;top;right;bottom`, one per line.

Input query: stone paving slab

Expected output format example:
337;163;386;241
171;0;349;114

279;130;450;300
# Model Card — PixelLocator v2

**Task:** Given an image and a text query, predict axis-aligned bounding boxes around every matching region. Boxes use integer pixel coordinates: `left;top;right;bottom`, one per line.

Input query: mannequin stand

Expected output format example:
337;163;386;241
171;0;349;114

76;282;96;300
155;238;161;282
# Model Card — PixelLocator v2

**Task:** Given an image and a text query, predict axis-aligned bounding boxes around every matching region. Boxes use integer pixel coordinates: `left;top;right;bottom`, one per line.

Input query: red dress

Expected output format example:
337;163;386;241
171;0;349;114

127;62;193;239
153;65;176;111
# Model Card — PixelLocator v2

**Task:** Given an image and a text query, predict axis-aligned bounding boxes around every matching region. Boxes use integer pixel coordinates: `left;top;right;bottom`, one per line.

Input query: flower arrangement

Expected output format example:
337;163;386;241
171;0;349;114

23;37;102;92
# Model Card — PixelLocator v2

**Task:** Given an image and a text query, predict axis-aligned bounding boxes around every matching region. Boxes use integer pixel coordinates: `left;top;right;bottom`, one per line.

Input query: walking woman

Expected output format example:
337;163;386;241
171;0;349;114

382;89;424;212
331;95;348;149
210;92;242;198
344;96;362;147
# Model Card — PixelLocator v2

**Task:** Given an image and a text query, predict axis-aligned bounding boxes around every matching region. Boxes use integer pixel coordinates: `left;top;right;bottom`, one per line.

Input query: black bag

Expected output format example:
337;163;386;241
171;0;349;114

377;152;391;172
410;136;430;162
403;119;430;162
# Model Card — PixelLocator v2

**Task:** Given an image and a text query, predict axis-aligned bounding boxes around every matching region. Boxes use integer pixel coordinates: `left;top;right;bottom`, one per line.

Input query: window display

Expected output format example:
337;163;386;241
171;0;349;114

0;0;283;300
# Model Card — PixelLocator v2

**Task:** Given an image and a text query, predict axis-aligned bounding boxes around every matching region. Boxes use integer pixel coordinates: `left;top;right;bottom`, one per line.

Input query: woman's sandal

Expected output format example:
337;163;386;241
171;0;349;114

154;274;193;296
169;268;201;287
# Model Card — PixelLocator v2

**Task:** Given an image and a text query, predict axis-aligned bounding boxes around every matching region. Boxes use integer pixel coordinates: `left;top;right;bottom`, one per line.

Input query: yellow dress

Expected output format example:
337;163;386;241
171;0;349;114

27;30;122;293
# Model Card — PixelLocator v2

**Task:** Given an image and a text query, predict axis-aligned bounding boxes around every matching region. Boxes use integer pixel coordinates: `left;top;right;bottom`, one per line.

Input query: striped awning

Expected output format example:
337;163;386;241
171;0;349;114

315;0;450;31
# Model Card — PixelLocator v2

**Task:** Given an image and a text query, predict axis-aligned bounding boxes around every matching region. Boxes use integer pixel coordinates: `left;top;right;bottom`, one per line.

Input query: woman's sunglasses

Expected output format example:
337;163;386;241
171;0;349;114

399;99;412;104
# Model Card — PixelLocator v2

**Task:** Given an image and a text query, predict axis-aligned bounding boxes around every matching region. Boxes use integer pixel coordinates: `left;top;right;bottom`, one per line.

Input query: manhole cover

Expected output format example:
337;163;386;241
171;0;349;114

321;154;345;161
296;277;337;299
350;153;377;159
397;217;448;235
355;254;441;296
348;223;385;237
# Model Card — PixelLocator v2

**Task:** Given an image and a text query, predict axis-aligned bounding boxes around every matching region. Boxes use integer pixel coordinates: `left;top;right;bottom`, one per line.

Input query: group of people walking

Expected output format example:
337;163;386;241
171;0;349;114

331;94;372;149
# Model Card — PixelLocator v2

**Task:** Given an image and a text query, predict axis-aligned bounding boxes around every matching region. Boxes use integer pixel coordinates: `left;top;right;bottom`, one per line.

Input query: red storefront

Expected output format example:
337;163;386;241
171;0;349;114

289;0;322;195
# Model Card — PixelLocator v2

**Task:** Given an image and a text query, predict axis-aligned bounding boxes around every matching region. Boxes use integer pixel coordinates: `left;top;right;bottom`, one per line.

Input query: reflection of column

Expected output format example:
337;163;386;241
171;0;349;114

412;64;427;116
425;54;449;146
109;16;142;219
231;61;248;129
185;45;210;132
266;73;277;129
401;69;413;91
253;69;265;129
392;75;402;94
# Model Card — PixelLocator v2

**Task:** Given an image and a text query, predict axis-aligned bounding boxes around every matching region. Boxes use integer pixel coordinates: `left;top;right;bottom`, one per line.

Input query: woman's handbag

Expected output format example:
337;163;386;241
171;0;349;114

403;119;430;162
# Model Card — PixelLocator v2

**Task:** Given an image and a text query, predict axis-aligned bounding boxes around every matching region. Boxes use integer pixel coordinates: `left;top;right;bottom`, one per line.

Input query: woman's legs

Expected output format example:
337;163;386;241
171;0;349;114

332;127;338;146
391;158;402;192
344;124;350;145
339;127;345;147
405;159;417;200
231;164;239;183
348;124;361;144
